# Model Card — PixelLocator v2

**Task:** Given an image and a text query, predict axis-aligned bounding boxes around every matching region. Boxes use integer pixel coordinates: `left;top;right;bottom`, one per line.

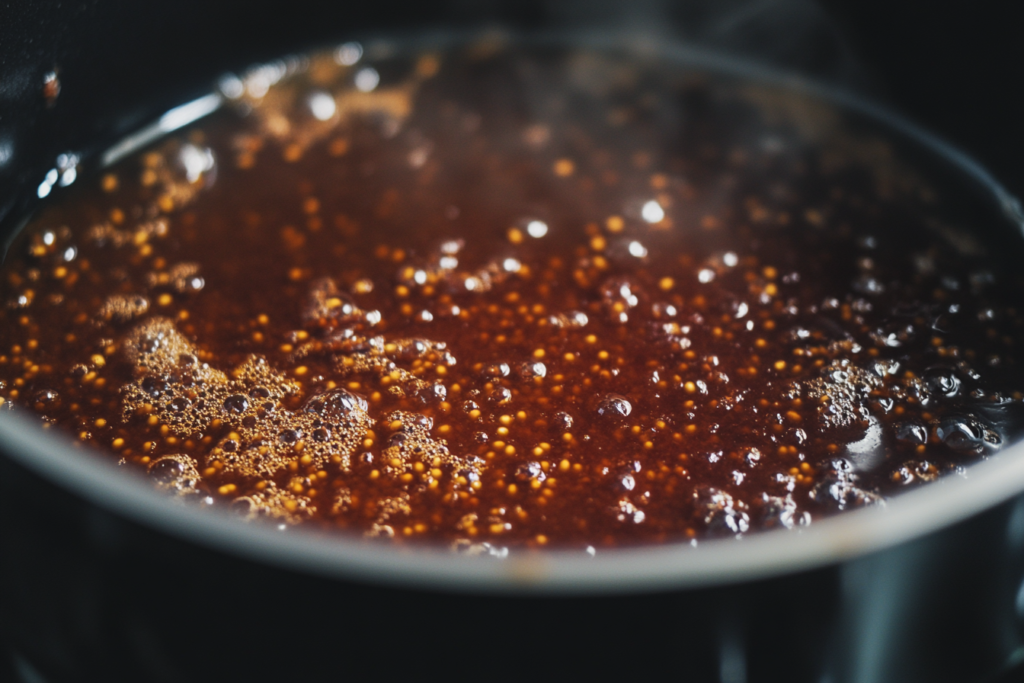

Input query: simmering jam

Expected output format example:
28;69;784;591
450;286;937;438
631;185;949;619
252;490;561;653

2;37;1023;549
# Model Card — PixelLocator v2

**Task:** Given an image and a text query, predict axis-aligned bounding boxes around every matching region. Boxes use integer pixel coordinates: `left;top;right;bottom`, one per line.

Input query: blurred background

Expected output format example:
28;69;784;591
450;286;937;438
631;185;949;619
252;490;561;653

0;0;1022;216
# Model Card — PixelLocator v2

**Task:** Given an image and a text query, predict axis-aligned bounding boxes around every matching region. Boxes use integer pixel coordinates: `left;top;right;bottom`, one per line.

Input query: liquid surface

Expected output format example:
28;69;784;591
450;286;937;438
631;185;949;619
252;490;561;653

3;38;1024;550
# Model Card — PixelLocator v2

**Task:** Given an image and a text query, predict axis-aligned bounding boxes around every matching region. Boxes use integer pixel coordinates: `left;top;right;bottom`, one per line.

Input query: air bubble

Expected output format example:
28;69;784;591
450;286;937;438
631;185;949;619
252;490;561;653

148;455;200;495
304;387;369;419
278;429;302;445
596;394;632;418
693;487;749;535
487;387;512;405
894;422;927;445
223;394;249;414
924;367;961;398
553;412;573;430
936;416;1003;454
482;362;510;378
518;361;546;379
168;396;192;412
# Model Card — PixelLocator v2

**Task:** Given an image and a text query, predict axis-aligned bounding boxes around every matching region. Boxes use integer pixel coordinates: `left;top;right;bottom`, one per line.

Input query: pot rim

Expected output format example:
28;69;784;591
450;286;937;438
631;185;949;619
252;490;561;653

2;31;1023;596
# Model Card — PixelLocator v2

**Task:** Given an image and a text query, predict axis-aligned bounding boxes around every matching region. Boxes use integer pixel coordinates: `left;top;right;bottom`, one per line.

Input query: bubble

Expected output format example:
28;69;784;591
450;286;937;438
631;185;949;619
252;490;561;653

223;394;249;414
553;412;573;430
147;455;200;495
596;394;632;418
698;268;715;283
693;487;749;535
516;462;545;482
924;367;961;398
936;415;1003;455
234;481;315;524
758;494;810;530
894;422;928;445
304;387;369;418
168;396;192;412
416;383;447;404
616;498;645;523
518;361;546;379
600;278;640;317
804;361;882;429
32;389;59;406
379;410;480;480
302;278;369;330
98;294;149;324
482;362;511;378
278;428;302;445
487;386;512;405
810;459;882;510
140;376;167;398
548;311;589;328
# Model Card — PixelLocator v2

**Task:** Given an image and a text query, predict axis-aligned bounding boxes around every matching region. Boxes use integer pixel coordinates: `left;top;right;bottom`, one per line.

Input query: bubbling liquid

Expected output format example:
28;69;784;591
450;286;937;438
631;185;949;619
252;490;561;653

2;37;1024;549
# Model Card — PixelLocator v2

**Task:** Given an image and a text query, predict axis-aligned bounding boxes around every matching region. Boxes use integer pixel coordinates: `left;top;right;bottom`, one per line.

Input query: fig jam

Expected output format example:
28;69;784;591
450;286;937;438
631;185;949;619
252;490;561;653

3;38;1023;549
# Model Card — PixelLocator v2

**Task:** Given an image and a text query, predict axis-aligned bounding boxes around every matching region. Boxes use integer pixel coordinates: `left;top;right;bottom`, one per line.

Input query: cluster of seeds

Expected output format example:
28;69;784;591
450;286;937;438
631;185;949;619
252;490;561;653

2;38;1023;549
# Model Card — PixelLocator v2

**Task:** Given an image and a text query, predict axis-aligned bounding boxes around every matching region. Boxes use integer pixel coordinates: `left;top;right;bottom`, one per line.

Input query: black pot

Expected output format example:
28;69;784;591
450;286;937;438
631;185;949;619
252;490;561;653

2;2;1024;681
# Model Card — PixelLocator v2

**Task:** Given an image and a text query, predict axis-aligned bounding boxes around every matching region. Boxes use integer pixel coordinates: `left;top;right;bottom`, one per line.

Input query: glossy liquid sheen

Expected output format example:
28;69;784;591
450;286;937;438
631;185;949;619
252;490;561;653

2;39;1023;550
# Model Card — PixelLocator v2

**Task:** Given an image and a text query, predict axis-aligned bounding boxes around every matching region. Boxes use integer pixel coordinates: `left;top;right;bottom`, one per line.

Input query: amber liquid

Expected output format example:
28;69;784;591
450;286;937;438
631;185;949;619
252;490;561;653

2;38;1023;549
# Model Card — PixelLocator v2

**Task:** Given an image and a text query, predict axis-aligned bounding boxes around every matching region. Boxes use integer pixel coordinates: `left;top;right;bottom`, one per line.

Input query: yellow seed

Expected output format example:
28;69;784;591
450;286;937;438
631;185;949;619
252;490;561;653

606;215;624;233
553;158;575;177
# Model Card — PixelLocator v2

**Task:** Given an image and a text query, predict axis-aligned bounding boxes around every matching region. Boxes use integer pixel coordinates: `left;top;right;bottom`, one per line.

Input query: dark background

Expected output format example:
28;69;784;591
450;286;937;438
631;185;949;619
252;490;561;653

0;0;1022;219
